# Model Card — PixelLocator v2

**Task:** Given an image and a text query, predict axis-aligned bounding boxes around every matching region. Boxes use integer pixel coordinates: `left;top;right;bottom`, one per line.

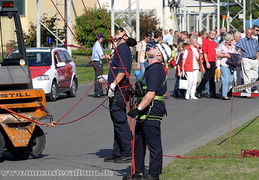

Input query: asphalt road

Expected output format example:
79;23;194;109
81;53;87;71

1;70;259;180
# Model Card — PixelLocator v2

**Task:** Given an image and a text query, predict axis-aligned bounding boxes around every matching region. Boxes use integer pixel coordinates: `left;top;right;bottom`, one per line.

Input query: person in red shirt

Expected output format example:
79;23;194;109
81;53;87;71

196;30;218;98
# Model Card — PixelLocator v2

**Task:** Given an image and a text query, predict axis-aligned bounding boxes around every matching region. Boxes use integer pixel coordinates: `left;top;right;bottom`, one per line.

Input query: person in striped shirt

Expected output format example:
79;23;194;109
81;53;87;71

235;28;259;93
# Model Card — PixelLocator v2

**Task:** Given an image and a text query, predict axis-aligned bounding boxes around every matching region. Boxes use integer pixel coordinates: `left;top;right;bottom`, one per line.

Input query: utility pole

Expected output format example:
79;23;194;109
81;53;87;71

66;0;72;55
217;0;220;35
183;1;186;31
227;0;230;31
36;0;41;47
136;0;140;41
111;0;115;38
243;0;246;31
168;0;180;31
128;0;131;24
250;0;253;28
199;0;201;31
162;0;165;35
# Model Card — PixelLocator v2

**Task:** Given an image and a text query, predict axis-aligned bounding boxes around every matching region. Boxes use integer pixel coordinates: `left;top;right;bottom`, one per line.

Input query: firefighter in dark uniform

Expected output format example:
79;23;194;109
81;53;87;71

125;43;172;180
104;24;137;163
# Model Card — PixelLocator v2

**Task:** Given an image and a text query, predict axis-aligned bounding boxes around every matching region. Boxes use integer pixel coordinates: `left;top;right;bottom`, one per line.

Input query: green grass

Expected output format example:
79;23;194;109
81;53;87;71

72;50;138;85
161;117;259;180
72;49;112;65
72;50;109;84
76;64;109;84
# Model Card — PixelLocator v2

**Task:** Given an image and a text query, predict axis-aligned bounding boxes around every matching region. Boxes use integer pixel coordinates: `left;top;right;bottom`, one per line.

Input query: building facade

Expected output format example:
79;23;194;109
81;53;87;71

16;0;95;47
99;0;216;33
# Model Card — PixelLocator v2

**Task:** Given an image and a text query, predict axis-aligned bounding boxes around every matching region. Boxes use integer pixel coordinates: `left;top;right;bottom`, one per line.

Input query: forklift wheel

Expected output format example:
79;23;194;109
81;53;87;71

0;131;5;159
8;125;46;160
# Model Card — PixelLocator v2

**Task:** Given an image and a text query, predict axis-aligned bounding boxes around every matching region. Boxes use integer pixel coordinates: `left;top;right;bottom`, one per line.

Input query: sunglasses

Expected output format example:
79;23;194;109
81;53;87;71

255;29;259;31
118;27;125;32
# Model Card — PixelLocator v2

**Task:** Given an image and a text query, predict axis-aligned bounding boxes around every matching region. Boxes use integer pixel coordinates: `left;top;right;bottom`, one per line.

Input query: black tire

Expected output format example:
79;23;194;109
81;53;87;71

67;78;77;97
8;126;46;160
0;132;5;159
49;81;58;101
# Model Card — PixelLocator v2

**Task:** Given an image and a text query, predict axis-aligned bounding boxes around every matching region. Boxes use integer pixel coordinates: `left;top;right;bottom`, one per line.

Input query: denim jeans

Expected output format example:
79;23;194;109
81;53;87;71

173;76;180;96
221;65;233;97
140;61;148;76
204;81;210;94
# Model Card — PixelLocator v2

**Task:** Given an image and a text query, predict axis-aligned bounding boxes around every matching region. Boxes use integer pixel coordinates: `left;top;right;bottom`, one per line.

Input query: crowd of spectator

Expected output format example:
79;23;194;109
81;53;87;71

136;25;259;100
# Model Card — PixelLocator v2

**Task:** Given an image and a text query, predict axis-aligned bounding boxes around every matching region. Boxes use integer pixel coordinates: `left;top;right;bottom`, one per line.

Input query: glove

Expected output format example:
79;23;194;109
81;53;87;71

108;83;116;98
127;108;141;118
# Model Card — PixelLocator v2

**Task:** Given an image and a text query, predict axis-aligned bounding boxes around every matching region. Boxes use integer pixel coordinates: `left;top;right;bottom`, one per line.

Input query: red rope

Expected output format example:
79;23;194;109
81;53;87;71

50;0;108;89
80;0;110;84
162;149;259;159
95;0;134;107
55;81;97;124
163;154;228;159
0;81;107;127
57;97;108;125
50;0;127;125
0;105;48;126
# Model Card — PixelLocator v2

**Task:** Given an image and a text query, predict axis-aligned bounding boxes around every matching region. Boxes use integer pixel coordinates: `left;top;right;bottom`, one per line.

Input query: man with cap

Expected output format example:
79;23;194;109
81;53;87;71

104;25;136;163
124;43;172;180
92;33;107;97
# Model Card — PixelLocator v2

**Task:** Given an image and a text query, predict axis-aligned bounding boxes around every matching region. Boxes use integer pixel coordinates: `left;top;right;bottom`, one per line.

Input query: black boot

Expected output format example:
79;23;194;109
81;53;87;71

144;174;159;180
122;172;144;180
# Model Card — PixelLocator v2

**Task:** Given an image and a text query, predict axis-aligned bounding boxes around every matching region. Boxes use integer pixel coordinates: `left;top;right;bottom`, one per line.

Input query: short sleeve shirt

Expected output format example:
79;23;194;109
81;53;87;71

142;62;167;117
144;62;167;96
91;41;103;61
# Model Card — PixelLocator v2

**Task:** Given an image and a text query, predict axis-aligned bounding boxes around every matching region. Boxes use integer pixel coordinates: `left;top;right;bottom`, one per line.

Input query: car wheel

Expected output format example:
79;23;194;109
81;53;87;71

67;78;77;97
49;81;58;101
0;131;5;159
8;126;46;160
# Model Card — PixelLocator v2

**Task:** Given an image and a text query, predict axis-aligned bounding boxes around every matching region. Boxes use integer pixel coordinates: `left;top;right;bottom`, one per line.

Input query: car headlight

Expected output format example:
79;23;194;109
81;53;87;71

36;75;49;80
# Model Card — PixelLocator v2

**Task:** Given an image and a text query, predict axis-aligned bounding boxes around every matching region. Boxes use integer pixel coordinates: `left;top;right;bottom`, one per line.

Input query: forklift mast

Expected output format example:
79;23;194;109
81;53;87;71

0;0;32;89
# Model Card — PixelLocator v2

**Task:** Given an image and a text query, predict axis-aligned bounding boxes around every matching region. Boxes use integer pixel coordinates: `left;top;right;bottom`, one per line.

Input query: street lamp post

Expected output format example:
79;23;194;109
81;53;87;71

168;0;180;30
168;0;180;11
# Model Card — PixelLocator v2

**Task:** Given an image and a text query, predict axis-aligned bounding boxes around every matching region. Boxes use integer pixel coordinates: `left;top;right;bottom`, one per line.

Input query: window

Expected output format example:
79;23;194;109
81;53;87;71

57;51;66;62
0;16;18;63
14;0;25;16
63;51;72;62
54;52;62;64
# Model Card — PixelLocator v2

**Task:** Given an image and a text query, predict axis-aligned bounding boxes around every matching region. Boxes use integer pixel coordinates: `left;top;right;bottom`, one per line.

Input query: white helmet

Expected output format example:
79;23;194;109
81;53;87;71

155;43;172;62
119;21;136;39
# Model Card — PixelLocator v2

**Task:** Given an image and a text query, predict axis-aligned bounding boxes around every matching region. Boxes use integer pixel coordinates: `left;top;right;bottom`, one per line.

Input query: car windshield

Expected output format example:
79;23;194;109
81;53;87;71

8;51;51;66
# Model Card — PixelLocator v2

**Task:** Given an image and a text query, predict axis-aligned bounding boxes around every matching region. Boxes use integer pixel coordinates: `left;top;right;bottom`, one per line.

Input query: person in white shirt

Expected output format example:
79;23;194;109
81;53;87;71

163;29;174;49
137;31;151;76
181;36;201;100
92;33;107;97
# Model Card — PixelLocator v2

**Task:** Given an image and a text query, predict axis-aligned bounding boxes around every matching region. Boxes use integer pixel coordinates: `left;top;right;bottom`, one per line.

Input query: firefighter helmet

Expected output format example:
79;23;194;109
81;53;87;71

155;43;172;62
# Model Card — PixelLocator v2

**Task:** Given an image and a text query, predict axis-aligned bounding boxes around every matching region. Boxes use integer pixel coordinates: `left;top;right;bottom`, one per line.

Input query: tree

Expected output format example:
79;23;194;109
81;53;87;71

115;9;160;39
220;0;259;31
131;9;160;38
74;7;111;51
23;16;61;47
